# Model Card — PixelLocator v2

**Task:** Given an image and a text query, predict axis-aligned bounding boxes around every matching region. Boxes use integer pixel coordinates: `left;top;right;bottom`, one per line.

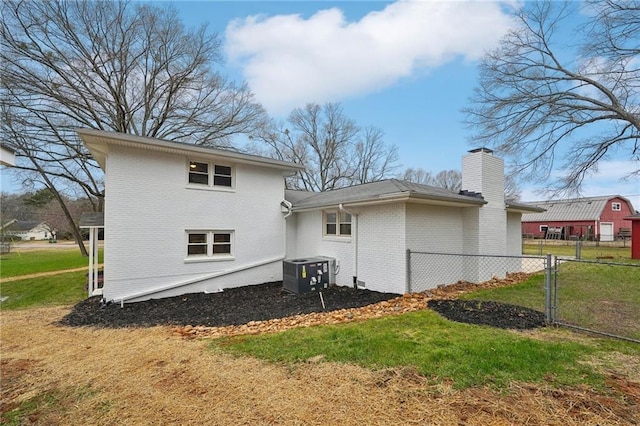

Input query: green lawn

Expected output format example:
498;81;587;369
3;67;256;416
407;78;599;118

210;309;638;390
0;271;87;309
0;248;98;309
0;248;102;277
463;262;640;341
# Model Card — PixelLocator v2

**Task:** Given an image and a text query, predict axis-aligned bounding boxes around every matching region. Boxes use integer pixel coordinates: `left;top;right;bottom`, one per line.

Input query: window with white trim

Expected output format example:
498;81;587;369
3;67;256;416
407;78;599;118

612;202;621;211
324;210;351;236
188;161;233;188
186;231;233;258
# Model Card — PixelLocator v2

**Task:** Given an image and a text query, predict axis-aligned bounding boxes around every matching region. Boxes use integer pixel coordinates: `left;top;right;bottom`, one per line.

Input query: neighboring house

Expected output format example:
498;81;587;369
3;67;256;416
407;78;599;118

0;143;16;167
521;196;635;241
78;129;542;303
3;221;52;241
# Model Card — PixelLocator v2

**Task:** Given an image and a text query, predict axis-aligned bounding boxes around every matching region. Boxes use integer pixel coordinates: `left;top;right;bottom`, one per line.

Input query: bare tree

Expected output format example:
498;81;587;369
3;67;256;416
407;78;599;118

399;167;434;185
352;126;399;185
399;168;521;200
432;170;462;192
464;0;640;194
251;103;399;191
1;0;267;253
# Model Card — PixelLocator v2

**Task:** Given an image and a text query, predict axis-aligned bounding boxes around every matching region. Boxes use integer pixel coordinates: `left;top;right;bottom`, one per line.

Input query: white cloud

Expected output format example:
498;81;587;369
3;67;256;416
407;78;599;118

225;0;517;115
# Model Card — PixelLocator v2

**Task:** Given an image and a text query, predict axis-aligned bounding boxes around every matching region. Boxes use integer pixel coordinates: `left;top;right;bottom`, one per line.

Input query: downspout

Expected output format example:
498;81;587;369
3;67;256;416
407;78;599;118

339;204;358;288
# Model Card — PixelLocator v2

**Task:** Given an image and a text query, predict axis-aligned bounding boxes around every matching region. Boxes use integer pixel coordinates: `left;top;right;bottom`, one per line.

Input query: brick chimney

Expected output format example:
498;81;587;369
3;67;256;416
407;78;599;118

461;148;506;256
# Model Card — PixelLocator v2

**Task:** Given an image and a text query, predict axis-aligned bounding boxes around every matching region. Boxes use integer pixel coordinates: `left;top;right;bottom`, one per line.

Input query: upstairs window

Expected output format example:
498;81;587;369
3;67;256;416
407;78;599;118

213;165;232;187
188;161;209;185
612;202;621;211
324;211;352;236
188;161;233;188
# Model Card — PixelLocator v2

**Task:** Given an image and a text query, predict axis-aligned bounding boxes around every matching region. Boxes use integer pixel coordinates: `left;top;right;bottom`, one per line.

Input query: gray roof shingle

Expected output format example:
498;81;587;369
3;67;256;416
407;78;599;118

286;179;487;210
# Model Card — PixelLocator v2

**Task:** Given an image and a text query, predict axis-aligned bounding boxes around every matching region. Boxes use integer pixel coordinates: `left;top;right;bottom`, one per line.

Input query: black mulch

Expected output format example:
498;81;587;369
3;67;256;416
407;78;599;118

59;281;547;330
59;281;399;328
427;299;546;330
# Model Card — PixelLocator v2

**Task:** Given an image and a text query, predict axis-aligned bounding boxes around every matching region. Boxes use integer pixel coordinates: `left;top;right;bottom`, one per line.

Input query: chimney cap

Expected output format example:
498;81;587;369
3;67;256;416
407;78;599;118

468;147;493;154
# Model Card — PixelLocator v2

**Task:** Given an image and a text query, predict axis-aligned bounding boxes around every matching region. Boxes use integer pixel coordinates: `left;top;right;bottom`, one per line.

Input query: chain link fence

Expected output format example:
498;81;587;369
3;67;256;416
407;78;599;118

552;258;640;342
523;239;631;257
407;250;547;293
408;250;640;343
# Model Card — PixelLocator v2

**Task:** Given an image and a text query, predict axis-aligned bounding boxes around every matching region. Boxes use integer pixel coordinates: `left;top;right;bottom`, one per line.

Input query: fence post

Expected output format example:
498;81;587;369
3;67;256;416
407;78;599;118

538;240;543;255
406;249;411;293
545;253;553;324
575;240;582;259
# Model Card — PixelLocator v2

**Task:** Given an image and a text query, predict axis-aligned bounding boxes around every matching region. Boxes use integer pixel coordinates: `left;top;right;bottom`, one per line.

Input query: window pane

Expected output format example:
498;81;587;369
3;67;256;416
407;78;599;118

340;223;351;235
326;213;336;223
213;244;231;254
214;165;231;176
213;175;232;187
187;245;207;255
213;233;230;243
189;233;207;244
326;224;336;235
189;173;208;185
340;212;351;223
190;162;208;173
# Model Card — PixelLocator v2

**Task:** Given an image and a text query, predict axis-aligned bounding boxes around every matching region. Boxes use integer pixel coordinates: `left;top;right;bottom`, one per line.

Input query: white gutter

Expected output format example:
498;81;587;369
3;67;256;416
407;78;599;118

281;200;293;219
114;255;285;304
339;204;358;288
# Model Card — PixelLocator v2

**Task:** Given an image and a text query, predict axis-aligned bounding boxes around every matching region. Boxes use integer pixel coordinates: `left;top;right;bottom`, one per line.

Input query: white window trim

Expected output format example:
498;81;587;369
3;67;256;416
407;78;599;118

323;210;352;238
185;230;235;263
186;159;235;191
539;225;548;232
612;202;621;211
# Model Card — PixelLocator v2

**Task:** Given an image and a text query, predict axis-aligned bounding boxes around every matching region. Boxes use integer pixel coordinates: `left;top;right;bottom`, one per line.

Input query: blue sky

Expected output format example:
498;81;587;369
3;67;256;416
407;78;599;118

1;0;638;209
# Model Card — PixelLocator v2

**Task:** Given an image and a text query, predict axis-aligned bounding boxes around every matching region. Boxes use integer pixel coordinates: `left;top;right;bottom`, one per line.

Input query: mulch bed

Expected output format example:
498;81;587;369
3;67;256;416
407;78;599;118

59;281;398;328
427;299;546;330
59;280;547;331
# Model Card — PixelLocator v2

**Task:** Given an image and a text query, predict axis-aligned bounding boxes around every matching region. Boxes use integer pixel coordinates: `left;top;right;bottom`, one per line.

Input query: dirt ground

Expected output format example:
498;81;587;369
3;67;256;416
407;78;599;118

3;297;640;424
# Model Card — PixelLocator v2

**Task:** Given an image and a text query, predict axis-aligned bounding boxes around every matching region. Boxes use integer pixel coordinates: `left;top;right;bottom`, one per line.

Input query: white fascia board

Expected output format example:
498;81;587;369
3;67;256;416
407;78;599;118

291;193;486;212
76;128;303;173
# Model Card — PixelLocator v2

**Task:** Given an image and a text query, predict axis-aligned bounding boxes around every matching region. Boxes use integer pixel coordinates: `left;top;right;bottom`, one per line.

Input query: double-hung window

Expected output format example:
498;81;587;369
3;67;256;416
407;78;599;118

324;211;352;237
186;231;233;259
188;161;233;189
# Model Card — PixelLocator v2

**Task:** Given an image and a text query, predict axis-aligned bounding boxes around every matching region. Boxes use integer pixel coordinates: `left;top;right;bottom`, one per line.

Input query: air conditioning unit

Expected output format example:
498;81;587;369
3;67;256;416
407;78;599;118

316;256;337;285
283;257;330;294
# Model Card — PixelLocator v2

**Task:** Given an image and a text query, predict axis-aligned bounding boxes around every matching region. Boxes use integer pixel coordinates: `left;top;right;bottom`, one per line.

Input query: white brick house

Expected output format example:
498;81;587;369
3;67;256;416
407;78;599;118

285;148;540;294
78;129;303;303
79;130;540;302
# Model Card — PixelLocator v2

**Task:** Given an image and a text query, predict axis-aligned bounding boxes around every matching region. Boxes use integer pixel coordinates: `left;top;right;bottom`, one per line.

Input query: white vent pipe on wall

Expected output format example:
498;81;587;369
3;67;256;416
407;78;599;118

114;255;285;304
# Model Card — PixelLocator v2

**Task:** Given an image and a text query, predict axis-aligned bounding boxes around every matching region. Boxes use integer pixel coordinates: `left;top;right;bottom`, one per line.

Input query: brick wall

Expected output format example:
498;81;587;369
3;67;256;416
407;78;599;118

103;145;288;302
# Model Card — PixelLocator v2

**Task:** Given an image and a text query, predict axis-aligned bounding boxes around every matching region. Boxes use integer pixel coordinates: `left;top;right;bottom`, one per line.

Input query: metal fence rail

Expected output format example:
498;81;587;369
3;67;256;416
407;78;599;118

407;250;640;343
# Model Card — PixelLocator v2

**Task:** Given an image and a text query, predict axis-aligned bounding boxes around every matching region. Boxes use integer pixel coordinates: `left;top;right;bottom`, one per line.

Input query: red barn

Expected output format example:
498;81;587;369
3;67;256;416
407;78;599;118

521;195;635;241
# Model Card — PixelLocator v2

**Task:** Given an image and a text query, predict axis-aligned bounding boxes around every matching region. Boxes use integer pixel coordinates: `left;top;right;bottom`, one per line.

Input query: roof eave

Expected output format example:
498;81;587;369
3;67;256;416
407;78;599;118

292;192;487;212
76;128;304;173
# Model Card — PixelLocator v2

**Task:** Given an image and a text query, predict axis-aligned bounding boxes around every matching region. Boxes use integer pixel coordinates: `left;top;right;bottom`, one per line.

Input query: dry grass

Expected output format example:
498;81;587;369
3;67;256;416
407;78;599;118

2;306;638;425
